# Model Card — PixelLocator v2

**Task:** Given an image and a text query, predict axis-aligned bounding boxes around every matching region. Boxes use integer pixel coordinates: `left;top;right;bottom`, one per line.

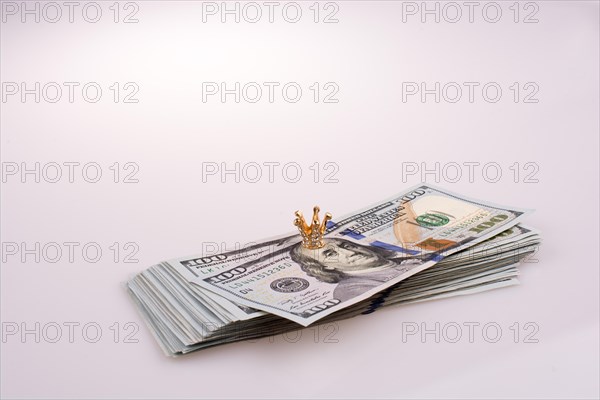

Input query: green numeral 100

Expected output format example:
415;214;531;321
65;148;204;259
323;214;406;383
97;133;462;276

469;214;509;234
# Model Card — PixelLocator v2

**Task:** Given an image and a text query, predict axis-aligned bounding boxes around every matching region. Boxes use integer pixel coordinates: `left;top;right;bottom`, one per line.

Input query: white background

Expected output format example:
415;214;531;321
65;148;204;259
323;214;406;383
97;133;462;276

1;1;599;398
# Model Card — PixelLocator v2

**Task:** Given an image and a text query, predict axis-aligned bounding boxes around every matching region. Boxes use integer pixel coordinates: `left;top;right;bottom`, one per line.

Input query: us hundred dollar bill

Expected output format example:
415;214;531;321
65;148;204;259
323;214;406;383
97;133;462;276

175;185;532;326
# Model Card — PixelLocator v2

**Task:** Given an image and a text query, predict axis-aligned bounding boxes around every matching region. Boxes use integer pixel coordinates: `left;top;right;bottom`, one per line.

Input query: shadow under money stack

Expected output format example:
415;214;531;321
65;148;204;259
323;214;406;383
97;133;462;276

127;185;541;356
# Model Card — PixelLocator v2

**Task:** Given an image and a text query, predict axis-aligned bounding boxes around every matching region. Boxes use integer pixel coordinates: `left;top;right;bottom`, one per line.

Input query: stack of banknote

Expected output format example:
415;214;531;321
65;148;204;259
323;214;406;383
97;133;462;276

127;185;541;356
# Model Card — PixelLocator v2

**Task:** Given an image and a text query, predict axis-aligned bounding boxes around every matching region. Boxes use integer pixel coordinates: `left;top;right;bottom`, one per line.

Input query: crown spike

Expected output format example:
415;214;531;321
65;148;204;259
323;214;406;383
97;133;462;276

311;206;320;229
294;206;332;249
320;212;332;235
294;210;310;232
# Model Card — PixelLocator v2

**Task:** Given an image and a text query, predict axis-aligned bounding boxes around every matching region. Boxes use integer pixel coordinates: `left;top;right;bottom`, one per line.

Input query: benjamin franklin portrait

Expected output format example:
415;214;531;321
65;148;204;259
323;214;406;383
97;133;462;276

289;238;433;302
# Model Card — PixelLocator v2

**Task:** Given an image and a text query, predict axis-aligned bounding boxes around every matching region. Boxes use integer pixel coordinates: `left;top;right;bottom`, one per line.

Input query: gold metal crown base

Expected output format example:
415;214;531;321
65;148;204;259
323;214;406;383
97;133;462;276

300;237;326;250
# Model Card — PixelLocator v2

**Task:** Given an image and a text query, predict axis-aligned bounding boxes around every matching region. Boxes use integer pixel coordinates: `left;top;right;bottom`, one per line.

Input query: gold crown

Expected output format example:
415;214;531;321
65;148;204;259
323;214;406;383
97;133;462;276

294;206;332;249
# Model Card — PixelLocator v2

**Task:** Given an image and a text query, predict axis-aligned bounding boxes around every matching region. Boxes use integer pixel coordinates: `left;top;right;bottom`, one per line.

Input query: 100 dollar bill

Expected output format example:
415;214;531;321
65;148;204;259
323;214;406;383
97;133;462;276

175;185;531;326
